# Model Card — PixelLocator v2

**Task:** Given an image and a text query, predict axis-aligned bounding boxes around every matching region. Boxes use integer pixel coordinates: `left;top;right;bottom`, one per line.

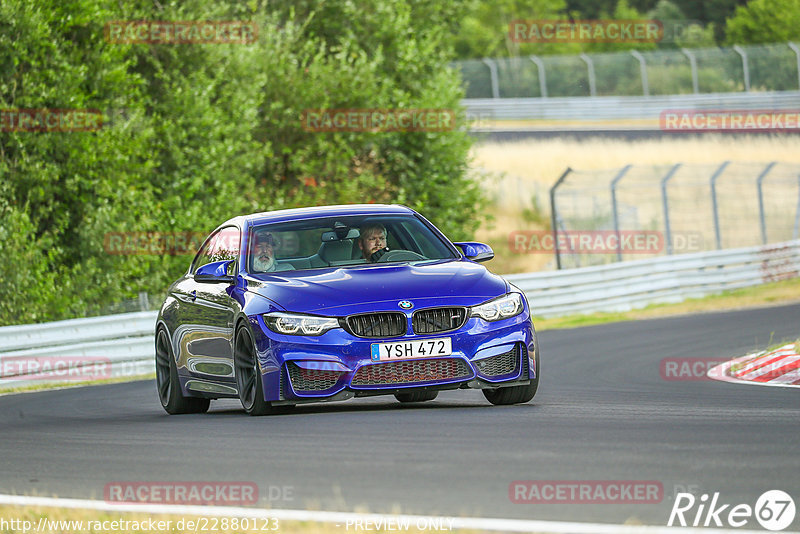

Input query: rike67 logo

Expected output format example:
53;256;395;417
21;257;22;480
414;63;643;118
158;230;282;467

669;490;796;531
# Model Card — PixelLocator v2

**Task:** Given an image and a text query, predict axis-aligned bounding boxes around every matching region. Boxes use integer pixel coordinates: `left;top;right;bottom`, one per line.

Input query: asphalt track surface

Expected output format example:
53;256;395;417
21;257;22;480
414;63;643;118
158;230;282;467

1;303;799;528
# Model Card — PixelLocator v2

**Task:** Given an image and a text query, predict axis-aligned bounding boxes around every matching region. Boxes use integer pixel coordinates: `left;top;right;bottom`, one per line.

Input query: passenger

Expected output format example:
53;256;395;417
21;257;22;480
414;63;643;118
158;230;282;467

251;230;291;272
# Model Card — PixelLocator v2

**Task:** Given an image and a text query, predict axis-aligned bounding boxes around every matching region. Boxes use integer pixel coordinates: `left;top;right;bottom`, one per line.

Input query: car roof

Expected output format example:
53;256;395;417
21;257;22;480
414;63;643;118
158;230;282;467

219;204;416;229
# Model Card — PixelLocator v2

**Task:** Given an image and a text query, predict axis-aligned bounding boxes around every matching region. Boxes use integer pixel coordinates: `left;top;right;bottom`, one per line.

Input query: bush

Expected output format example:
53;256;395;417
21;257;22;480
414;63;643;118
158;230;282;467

0;0;487;325
725;0;800;45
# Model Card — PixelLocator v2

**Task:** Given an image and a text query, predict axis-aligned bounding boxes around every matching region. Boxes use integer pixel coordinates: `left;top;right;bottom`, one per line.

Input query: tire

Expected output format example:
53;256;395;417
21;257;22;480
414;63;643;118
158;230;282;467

234;326;280;416
483;337;540;406
395;390;439;403
155;328;210;415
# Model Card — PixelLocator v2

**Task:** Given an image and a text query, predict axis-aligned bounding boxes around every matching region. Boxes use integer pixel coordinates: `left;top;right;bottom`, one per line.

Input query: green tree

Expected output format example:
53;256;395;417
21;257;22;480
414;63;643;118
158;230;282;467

452;0;570;59
725;0;800;44
0;0;487;325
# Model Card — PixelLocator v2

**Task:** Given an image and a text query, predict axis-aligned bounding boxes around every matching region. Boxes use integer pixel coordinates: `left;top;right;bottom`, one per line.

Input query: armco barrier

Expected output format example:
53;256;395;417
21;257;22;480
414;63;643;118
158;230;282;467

0;311;157;387
0;310;156;352
1;240;798;386
506;239;800;316
463;90;800;121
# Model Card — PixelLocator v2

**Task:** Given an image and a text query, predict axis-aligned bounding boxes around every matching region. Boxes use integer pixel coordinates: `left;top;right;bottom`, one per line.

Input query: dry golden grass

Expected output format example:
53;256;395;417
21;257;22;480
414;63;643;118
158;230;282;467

478;210;556;274
471;135;800;192
472;135;800;274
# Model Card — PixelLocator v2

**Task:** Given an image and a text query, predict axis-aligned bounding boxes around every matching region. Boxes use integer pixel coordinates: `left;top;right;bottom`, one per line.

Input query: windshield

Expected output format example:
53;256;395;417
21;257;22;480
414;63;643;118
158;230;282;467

245;214;458;274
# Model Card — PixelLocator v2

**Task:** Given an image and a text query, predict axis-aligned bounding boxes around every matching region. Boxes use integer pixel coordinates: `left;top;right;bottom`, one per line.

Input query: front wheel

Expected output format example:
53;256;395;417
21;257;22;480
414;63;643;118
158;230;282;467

234;326;282;416
483;340;540;406
155;328;210;415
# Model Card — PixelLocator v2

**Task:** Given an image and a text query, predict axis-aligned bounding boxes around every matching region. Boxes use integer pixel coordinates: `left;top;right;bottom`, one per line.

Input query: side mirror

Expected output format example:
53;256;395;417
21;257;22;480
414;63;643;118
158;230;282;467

195;260;235;283
453;242;494;263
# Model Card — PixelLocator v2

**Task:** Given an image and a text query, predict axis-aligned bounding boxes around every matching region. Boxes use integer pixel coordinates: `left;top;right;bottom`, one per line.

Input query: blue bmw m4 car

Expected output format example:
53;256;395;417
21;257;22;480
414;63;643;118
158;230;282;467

155;204;539;415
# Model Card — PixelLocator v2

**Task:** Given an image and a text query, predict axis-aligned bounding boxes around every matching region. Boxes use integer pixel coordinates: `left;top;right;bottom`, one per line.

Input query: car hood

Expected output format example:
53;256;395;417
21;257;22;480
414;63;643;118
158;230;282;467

245;260;508;315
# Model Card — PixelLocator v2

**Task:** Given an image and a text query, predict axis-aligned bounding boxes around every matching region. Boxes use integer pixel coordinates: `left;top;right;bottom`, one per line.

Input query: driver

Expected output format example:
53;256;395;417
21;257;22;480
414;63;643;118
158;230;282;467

251;230;290;272
358;223;389;263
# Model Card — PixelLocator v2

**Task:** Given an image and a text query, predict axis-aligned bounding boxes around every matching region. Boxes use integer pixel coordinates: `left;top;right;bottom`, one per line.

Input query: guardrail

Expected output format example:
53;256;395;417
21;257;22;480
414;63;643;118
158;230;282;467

463;90;800;121
506;239;800;316
1;240;798;386
0;311;157;387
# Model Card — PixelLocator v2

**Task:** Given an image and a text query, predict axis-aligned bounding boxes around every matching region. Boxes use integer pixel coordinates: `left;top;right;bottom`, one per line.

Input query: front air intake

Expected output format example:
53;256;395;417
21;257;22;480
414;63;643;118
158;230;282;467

345;312;406;338
412;307;468;334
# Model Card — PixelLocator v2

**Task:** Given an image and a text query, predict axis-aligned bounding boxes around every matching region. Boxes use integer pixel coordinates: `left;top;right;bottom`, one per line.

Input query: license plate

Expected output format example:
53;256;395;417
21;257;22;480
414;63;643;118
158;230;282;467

370;338;452;362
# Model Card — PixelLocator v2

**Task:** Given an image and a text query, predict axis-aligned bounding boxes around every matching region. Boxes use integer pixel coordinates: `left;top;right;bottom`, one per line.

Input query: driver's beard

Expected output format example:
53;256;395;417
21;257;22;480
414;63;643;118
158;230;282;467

253;255;275;272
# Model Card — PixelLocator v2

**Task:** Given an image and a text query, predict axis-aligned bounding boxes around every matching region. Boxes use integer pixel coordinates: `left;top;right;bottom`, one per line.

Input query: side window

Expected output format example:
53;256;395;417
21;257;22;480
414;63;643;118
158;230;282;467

377;223;397;250
192;227;241;273
400;222;434;257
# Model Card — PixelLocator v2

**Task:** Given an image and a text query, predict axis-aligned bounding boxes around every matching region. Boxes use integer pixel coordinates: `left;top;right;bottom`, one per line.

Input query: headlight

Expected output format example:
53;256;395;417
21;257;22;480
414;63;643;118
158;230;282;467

470;293;524;322
263;312;340;336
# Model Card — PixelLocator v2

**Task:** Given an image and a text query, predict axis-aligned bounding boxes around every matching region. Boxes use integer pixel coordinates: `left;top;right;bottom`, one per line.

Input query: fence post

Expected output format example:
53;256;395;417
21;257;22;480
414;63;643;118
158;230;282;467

550;168;573;270
482;58;500;99
529;55;548;98
138;292;150;311
580;53;597;97
710;161;731;250
660;163;682;255
681;48;699;94
733;45;751;92
611;164;633;262
630;51;649;96
789;43;800;91
756;162;777;244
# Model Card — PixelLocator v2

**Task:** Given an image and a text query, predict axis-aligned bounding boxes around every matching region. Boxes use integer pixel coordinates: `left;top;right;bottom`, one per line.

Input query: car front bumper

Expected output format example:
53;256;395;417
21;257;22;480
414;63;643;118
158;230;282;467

251;311;537;403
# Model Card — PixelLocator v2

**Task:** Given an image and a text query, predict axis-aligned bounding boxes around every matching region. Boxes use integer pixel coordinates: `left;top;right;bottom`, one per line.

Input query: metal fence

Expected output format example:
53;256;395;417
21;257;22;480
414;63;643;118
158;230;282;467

550;162;800;269
456;43;800;99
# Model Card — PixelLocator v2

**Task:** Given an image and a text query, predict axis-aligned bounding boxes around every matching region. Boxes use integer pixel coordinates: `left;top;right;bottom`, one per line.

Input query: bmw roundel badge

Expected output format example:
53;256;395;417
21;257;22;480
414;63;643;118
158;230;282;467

398;300;414;310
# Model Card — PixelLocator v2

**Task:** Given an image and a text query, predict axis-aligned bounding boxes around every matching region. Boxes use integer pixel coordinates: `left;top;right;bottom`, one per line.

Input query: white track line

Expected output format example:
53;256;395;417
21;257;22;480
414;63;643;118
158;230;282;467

0;494;784;534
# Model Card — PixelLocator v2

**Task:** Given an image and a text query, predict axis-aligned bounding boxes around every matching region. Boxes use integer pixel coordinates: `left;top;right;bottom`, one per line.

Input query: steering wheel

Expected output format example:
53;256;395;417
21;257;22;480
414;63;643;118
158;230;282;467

377;249;425;262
